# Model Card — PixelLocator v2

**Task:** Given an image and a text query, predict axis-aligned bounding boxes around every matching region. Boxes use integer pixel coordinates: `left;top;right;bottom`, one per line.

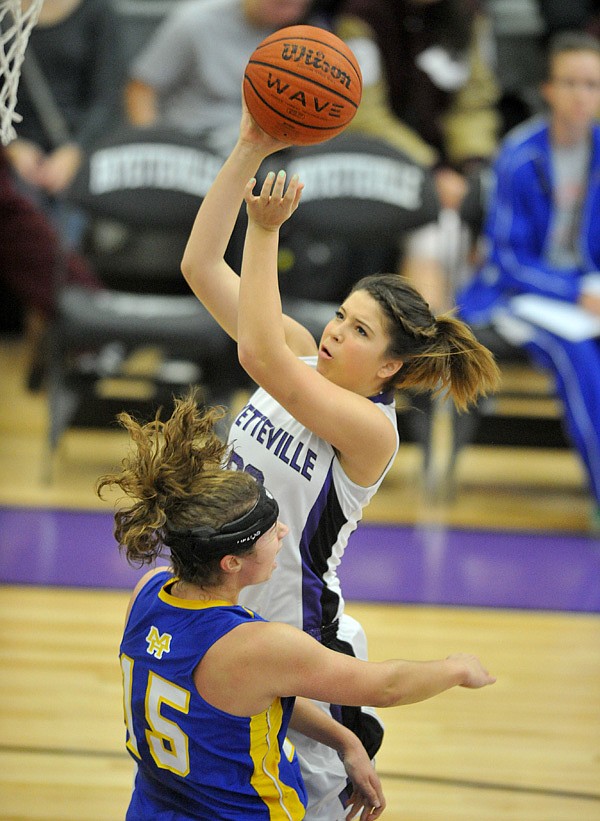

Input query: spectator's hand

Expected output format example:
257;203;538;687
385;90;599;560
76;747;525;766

244;169;303;232
579;292;600;316
342;743;385;820
125;78;159;127
434;166;468;210
5;139;45;186
38;143;83;194
448;653;497;688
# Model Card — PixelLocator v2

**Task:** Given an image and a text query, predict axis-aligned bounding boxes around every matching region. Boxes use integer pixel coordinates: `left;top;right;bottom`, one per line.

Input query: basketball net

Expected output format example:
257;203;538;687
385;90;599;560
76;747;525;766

0;0;44;146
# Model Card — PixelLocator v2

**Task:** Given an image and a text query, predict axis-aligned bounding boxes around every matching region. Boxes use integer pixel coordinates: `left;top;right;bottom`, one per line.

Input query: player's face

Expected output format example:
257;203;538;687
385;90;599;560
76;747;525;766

544;51;600;134
245;0;312;28
317;290;401;395
241;521;288;586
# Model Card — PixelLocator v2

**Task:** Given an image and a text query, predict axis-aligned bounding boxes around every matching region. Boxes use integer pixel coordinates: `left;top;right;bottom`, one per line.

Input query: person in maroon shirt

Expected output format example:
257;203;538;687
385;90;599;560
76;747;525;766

0;148;100;323
0;147;102;387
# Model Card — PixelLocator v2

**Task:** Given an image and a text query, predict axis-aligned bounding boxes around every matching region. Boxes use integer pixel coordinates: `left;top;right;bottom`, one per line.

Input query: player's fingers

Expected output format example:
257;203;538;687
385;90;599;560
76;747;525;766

344;793;360;820
284;174;303;206
259;170;276;200
359;794;384;819
291;180;304;210
272;169;287;198
244;177;257;198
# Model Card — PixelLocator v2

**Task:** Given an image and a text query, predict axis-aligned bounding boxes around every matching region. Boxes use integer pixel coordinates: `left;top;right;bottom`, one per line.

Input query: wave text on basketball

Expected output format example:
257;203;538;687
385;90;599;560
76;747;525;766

266;75;345;119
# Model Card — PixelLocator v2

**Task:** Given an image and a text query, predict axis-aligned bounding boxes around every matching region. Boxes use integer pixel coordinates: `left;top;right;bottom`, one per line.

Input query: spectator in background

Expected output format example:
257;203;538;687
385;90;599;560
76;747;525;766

125;0;320;157
332;0;501;311
4;0;125;247
456;30;600;529
0;148;102;387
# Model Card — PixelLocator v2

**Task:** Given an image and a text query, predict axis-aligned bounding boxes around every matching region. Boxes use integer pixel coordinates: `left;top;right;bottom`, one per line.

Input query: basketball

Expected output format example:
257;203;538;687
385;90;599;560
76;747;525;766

243;25;362;146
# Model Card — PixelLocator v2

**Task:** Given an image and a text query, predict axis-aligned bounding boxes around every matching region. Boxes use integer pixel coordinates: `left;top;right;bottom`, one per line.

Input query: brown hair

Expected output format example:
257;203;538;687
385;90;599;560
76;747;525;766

96;392;259;584
545;29;600;80
350;274;500;411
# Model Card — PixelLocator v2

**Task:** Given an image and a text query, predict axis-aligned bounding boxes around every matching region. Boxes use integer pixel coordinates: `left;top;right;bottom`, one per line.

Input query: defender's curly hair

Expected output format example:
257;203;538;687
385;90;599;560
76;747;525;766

97;392;259;582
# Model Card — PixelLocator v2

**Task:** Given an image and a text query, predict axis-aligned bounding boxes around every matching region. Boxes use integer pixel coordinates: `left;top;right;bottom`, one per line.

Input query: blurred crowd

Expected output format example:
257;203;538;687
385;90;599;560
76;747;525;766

2;0;600;517
2;0;597;321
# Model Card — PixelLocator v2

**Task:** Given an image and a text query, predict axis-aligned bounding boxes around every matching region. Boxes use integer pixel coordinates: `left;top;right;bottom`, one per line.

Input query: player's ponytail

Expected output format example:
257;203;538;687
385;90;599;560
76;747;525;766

349;274;500;409
396;313;500;411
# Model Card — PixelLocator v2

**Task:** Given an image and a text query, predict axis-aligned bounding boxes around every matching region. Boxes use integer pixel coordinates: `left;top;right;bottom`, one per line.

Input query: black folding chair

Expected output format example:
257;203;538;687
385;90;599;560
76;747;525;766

46;126;241;475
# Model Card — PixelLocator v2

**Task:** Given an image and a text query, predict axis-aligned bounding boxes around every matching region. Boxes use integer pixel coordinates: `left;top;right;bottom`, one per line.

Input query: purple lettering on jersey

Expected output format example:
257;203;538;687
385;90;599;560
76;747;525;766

233;403;318;480
301;449;317;480
289;441;303;472
241;406;263;431
249;410;267;436
255;417;273;445
266;425;286;450
233;405;253;427
227;451;244;471
279;435;294;464
274;431;291;457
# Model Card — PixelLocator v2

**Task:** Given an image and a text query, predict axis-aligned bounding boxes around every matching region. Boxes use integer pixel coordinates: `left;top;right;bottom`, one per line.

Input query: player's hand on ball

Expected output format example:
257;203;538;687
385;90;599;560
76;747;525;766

244;170;304;231
240;92;291;155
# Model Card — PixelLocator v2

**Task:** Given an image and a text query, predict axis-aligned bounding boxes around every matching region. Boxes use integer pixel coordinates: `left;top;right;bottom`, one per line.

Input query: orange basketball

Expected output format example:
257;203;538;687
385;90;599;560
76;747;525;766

243;25;362;146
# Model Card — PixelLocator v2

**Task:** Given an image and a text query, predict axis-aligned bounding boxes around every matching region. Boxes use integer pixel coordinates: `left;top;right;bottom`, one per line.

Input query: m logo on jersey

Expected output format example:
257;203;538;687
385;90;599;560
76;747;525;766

145;626;172;659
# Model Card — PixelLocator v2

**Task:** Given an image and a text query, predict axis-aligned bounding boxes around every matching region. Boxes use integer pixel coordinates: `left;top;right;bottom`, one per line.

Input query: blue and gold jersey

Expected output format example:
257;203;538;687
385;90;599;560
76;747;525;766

120;570;306;820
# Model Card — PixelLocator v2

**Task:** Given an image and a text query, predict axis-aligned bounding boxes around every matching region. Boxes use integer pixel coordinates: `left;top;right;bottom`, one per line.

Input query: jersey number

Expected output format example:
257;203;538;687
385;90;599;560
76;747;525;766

228;449;265;485
121;654;191;777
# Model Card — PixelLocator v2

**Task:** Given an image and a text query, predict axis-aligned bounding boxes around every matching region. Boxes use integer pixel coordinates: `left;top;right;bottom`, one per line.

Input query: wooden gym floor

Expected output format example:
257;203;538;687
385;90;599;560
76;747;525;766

0;332;599;820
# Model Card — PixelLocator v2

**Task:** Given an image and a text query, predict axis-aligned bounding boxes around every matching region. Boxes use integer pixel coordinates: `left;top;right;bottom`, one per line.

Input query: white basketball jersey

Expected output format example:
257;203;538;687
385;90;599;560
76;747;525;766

230;357;399;633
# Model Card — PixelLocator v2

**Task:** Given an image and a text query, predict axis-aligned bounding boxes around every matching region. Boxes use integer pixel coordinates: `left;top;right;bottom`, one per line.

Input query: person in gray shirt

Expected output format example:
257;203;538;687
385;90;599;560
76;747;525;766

125;0;317;155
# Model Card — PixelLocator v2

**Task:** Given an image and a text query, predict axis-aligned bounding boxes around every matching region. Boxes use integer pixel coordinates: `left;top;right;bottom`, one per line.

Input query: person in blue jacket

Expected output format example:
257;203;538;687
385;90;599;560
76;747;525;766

98;391;495;821
457;29;600;525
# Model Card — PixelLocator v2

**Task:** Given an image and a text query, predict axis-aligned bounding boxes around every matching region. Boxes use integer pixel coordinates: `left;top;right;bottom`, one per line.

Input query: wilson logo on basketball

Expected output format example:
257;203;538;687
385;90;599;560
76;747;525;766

280;44;353;90
243;24;362;145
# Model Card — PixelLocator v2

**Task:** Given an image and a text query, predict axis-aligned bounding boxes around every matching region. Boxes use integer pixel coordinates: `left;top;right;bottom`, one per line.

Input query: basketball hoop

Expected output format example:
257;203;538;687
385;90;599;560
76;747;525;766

0;0;44;146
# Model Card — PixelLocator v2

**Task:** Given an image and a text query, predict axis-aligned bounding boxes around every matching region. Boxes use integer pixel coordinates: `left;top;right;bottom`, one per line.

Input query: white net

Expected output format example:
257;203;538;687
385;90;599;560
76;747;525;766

0;0;44;145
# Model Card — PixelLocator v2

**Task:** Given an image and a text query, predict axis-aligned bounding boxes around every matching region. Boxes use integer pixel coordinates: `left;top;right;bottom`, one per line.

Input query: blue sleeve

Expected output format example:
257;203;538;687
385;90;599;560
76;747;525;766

484;145;582;303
